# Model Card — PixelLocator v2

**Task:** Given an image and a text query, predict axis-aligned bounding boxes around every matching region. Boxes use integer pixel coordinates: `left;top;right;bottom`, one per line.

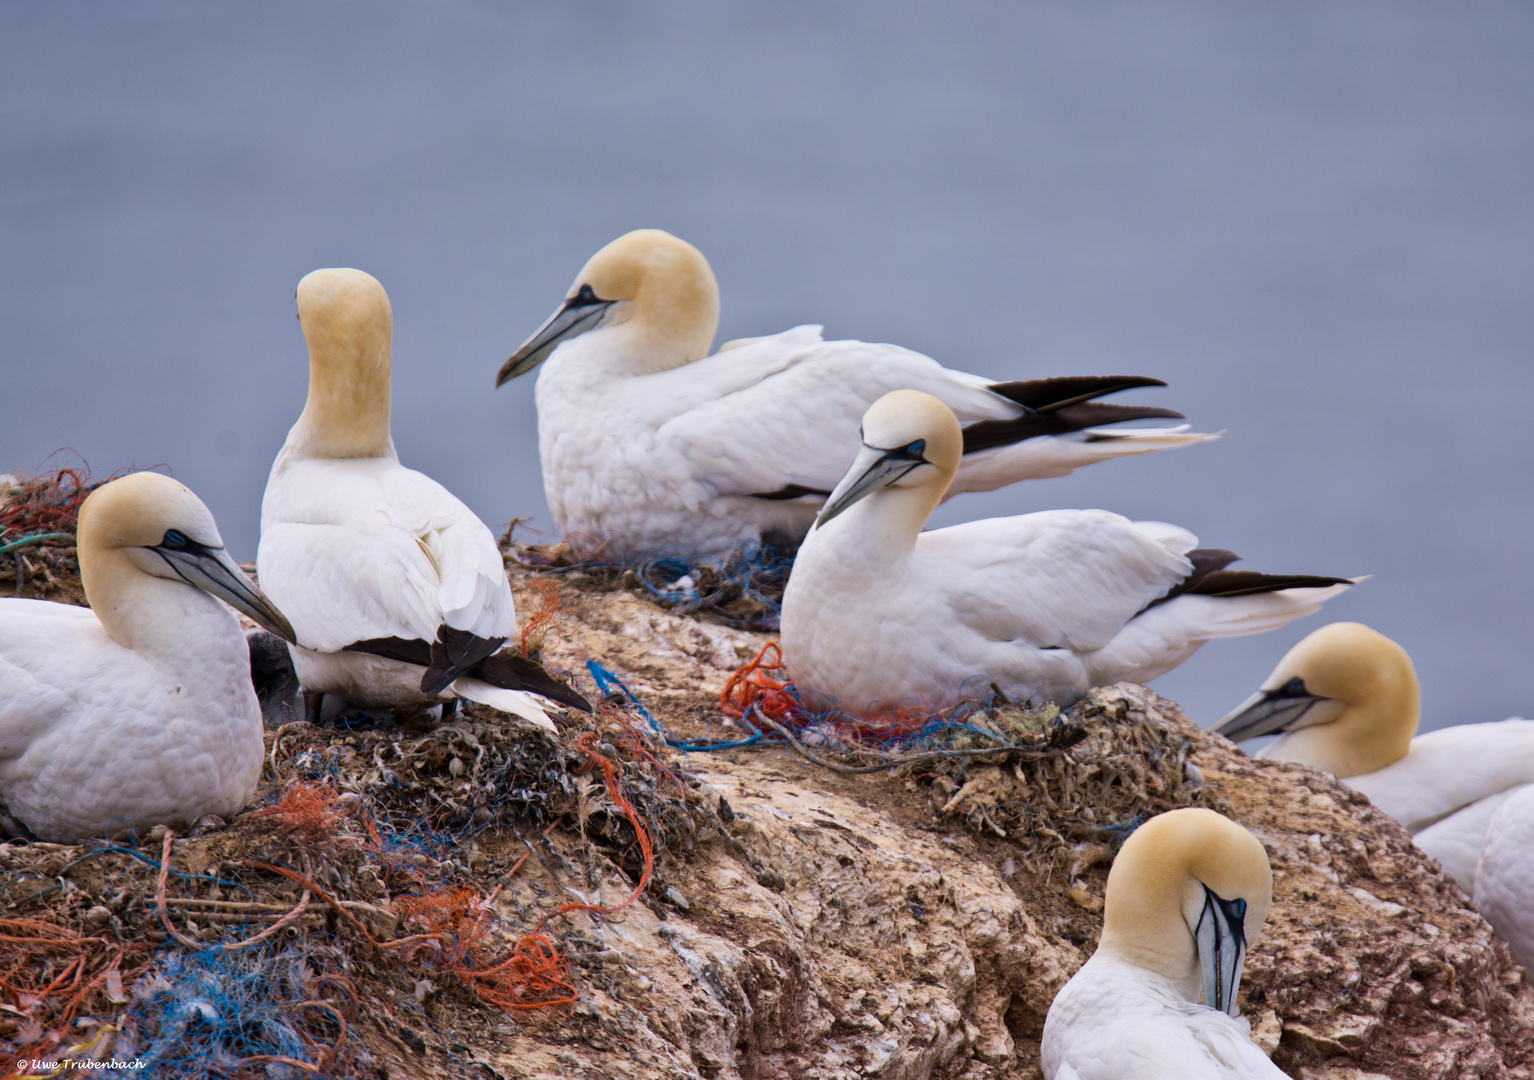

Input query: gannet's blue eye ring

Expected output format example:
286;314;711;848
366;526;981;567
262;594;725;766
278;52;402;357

907;439;926;457
1230;898;1247;918
161;530;189;549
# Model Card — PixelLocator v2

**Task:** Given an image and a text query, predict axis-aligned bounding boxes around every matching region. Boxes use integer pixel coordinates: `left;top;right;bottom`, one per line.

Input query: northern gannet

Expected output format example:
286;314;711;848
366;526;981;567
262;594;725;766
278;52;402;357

1041;808;1281;1079
1214;622;1534;967
495;229;1214;557
779;390;1354;711
0;472;295;843
258;268;590;731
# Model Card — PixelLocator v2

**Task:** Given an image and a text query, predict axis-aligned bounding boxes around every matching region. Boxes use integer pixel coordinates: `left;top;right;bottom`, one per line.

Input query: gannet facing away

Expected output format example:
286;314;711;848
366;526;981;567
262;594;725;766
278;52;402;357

1042;808;1281;1079
496;229;1214;557
0;472;295;843
1214;622;1534;966
259;268;590;731
779;390;1354;711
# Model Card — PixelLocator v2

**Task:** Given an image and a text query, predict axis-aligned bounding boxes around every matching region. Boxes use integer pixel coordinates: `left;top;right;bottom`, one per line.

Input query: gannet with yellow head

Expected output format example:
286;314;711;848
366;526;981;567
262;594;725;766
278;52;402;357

1042;808;1281;1079
495;229;1214;557
1215;622;1534;967
0;472;295;842
258;268;590;730
779;390;1355;709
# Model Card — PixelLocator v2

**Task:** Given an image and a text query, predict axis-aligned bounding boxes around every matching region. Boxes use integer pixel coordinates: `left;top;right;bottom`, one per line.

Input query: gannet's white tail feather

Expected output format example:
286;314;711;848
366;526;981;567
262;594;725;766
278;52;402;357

1091;581;1359;687
946;426;1219;495
453;677;558;732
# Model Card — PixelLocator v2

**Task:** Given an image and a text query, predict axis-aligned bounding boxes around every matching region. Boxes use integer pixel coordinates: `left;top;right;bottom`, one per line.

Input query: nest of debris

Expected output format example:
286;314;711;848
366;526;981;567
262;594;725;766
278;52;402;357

715;644;1227;862
924;689;1231;850
0;463;116;604
504;529;791;631
1;677;734;1075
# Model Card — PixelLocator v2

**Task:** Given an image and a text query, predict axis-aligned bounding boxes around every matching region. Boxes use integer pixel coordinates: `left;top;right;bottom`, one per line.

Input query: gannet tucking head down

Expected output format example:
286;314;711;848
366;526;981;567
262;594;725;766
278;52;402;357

498;229;720;382
1214;622;1418;779
260;268;591;731
1214;622;1534;964
781;390;1355;711
0;472;294;842
1041;808;1282;1079
492;229;1215;557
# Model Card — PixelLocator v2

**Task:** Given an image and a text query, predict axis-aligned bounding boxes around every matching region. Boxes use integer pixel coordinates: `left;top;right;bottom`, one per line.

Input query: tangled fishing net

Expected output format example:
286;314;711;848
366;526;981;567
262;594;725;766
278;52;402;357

505;526;792;630
1;460;130;602
1;635;735;1076
718;643;1229;854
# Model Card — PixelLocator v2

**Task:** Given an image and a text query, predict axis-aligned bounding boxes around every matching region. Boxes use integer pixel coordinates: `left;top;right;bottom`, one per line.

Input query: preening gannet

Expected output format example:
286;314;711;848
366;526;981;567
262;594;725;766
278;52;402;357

779;390;1354;711
0;472;295;843
258;268;590;731
495;229;1214;557
1041;808;1281;1079
1214;622;1534;967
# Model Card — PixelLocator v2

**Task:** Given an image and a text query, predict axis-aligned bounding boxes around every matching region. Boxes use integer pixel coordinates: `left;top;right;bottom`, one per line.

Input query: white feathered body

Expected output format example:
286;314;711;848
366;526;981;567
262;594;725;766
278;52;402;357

259;446;549;724
1475;784;1534;970
1041;954;1283;1080
781;504;1347;710
0;591;262;842
1324;719;1534;964
536;326;1200;556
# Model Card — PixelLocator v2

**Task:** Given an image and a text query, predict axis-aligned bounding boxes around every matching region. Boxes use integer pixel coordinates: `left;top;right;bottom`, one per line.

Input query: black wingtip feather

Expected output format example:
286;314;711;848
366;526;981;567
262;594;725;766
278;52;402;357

421;626;507;697
986;375;1168;412
472;652;594;712
1182;571;1354;598
962;401;1186;455
343;630;593;712
1140;551;1351;614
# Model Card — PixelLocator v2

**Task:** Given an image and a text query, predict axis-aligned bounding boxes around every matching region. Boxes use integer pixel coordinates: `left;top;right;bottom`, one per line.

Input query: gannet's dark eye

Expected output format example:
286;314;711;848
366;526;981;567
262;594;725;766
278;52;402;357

571;283;606;307
1266;676;1309;700
1230;898;1247;918
161;529;189;549
906;439;926;457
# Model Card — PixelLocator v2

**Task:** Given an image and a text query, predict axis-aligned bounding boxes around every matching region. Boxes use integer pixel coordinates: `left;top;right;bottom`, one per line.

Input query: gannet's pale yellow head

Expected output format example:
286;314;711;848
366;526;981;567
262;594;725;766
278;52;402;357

292;268;393;459
78;472;295;647
1099;808;1273;1015
814;390;962;529
1213;622;1418;778
497;229;720;383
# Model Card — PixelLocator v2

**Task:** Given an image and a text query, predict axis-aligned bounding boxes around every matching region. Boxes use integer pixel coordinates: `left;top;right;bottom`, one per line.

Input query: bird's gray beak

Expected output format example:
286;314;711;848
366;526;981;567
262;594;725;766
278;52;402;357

1213;676;1333;743
1194;885;1248;1016
150;533;297;643
496;284;616;386
814;439;930;529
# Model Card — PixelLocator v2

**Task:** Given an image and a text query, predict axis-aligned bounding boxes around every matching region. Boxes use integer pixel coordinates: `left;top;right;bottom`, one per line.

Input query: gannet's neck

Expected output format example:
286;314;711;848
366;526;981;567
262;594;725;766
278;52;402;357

578;315;711;377
286;332;394;459
1097;845;1202;1002
286;268;396;460
80;545;238;663
825;480;945;563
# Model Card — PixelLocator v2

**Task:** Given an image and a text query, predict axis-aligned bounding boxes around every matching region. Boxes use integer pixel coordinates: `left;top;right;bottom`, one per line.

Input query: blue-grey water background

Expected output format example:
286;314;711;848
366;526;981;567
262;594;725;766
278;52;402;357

3;2;1531;732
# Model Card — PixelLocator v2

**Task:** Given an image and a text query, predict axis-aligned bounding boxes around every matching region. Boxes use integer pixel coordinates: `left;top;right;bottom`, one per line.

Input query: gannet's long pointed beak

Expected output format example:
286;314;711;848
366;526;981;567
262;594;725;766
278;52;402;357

149;531;297;643
814;438;930;529
1193;885;1249;1015
497;284;616;385
1214;676;1332;742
